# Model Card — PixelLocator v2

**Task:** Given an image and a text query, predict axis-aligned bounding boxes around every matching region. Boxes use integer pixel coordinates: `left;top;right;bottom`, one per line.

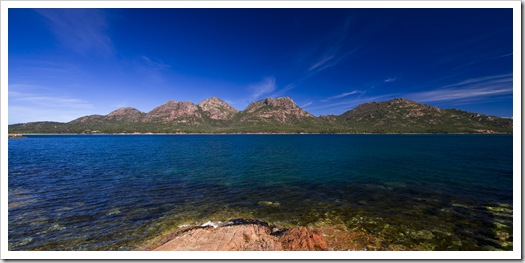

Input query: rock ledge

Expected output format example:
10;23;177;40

147;218;327;251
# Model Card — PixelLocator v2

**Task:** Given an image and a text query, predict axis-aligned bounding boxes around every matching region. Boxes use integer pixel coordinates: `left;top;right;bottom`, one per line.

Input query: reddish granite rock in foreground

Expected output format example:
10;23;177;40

140;218;391;251
148;219;327;251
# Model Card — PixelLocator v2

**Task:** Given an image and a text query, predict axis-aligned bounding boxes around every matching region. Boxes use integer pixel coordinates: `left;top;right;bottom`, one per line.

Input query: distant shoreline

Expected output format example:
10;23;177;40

7;134;25;138
9;132;512;136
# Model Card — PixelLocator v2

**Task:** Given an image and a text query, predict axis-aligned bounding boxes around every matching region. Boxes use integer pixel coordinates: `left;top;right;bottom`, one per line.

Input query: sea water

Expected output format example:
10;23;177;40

8;134;513;250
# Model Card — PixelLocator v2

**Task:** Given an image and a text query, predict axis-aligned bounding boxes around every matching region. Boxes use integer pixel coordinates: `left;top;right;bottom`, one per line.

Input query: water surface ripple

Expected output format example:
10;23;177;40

8;134;513;250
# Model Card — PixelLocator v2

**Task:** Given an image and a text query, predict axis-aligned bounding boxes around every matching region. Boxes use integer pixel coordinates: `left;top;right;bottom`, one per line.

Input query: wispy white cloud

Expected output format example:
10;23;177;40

384;77;399;83
9;84;49;91
36;9;113;55
308;94;398;114
452;53;512;70
308;48;359;76
409;86;512;103
301;101;313;108
9;59;84;84
8;85;97;123
8;106;94;124
307;73;512;115
9;90;94;109
133;55;171;83
320;90;362;102
439;73;512;89
141;55;170;71
249;77;276;99
407;74;513;103
308;55;335;72
304;17;362;77
281;16;373;96
269;83;297;98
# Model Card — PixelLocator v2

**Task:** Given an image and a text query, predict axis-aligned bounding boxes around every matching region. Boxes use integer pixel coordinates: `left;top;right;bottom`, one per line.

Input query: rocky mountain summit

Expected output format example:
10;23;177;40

198;97;239;120
240;97;314;123
72;107;145;123
71;114;105;124
8;97;513;134
341;98;443;121
338;98;513;133
143;101;202;123
106;107;145;122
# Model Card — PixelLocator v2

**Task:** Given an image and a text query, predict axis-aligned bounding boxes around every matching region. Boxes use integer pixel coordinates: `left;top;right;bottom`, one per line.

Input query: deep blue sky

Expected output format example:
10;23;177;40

8;8;513;124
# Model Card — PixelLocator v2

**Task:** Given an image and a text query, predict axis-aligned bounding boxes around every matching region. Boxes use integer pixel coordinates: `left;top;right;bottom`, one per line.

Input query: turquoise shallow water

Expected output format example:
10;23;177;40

8;134;513;250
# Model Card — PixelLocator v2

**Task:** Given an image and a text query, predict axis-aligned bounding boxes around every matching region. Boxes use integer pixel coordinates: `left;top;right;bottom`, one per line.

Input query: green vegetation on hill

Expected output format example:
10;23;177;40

8;97;513;134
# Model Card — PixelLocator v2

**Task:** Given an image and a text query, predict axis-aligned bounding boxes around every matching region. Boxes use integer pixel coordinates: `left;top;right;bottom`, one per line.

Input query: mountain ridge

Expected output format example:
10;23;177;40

8;97;513;134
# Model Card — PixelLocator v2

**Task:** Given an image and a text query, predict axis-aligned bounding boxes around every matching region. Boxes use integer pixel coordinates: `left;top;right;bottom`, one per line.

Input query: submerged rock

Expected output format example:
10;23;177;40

257;201;281;207
106;208;121;216
405;229;435;240
486;205;512;214
383;181;407;189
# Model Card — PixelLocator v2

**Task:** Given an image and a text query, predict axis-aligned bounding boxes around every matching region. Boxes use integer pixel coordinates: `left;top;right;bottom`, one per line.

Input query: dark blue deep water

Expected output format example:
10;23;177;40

8;134;513;250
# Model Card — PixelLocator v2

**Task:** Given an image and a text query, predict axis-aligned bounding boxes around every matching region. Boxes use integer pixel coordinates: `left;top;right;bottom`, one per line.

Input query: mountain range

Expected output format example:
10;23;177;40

8;97;513;134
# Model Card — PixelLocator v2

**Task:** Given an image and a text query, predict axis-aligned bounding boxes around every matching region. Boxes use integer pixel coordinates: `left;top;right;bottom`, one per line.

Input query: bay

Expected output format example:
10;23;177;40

8;134;513;250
